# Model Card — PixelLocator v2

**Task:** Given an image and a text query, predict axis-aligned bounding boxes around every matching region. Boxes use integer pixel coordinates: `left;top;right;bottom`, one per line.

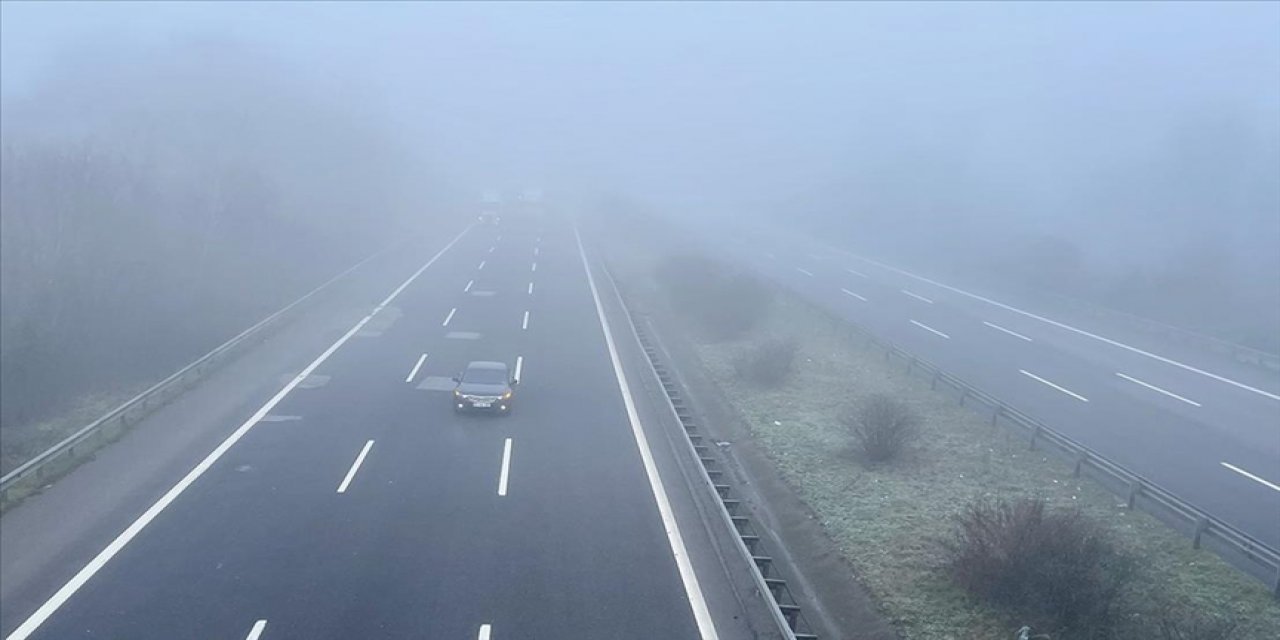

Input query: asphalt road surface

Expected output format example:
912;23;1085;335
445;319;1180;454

693;222;1280;550
3;215;764;640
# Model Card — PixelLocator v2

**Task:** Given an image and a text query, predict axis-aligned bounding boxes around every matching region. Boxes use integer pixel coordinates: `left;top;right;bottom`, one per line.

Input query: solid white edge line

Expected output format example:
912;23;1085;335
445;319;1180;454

983;321;1033;342
464;279;474;293
1115;373;1201;407
4;227;471;640
245;619;268;640
514;355;524;383
443;307;457;327
795;267;814;277
573;225;719;640
477;624;492;640
336;440;375;494
1221;462;1280;493
909;319;950;339
497;438;513;496
405;353;428;383
901;289;934;304
1019;369;1090;402
840;288;867;302
841;252;1280;401
521;310;530;330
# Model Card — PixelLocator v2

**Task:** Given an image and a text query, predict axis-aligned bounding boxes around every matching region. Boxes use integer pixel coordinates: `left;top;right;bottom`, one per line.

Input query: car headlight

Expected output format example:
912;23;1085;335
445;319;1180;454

453;390;461;397
502;390;512;399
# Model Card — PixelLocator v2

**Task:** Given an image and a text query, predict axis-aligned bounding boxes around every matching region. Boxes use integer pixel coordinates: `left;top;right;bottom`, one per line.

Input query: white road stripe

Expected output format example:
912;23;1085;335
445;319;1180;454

336;440;375;494
984;321;1032;342
405;353;428;383
840;288;867;301
910;320;950;339
528;281;534;295
497;438;513;496
845;267;869;278
574;226;719;639
1019;369;1090;402
514;355;523;382
522;310;530;330
1116;373;1201;407
488;246;495;254
3;226;471;640
442;307;457;327
245;620;268;640
840;252;1280;401
477;260;486;270
1221;462;1280;493
534;246;540;257
531;261;538;272
464;279;474;293
477;624;492;640
765;252;775;260
796;267;814;277
901;289;934;304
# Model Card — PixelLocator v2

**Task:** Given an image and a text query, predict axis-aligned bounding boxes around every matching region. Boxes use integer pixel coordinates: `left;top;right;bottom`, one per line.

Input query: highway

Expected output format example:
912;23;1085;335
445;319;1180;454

693;222;1280;549
1;215;764;639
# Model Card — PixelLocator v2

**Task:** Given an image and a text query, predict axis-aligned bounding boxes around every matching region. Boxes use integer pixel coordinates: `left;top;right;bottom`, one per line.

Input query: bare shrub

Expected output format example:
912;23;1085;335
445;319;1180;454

842;394;920;462
733;338;798;387
941;498;1134;638
1153;609;1238;640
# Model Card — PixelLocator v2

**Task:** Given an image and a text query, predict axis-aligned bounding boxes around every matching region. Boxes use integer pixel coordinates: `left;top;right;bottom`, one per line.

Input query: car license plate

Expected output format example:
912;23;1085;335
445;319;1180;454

473;401;492;408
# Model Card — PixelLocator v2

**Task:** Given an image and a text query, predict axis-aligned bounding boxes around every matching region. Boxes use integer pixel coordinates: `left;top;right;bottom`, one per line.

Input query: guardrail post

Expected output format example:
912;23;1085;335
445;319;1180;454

1272;566;1279;599
930;372;940;390
906;357;915;374
1072;451;1087;478
1028;424;1039;450
959;389;968;407
991;405;1003;426
1192;517;1210;549
1126;479;1143;509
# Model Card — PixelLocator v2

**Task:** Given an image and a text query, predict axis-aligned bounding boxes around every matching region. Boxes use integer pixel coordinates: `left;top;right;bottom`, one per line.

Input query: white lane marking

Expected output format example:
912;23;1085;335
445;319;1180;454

488;246;495;254
983;321;1032;342
528;281;534;295
845;267;869;278
3;226;472;640
531;261;538;272
1115;372;1202;407
841;253;1280;401
1019;369;1090;402
478;260;486;271
796;267;814;277
497;438;513;496
1221;462;1280;493
534;246;540;257
405;353;428;383
901;289;934;304
521;310;530;330
478;624;492;640
464;279;474;293
337;440;375;494
764;252;776;260
840;288;867;302
514;355;523;383
497;234;502;242
442;307;457;327
245;620;268;640
573;226;719;639
910;320;950;339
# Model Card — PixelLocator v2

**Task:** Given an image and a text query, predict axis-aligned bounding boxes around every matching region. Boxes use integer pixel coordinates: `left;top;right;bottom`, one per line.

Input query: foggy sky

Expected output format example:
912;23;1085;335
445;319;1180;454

3;1;1278;265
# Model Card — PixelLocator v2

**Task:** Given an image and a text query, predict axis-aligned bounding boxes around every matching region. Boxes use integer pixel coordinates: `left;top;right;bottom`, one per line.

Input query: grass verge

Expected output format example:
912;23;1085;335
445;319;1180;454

688;292;1278;638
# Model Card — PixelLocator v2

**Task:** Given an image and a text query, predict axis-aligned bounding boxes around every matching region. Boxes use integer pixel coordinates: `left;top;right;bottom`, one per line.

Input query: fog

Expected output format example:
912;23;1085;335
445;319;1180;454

2;2;1278;433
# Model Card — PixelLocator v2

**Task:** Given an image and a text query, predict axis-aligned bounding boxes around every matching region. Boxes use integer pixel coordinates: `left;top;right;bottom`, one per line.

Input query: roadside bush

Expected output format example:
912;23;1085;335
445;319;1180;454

842;394;920;463
653;254;772;340
733;338;798;387
1152;608;1238;640
940;498;1134;638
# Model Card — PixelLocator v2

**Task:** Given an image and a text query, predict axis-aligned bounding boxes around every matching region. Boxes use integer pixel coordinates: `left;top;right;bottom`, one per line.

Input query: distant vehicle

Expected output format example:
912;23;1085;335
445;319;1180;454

481;190;502;205
478;210;500;226
452;361;516;414
518;188;543;204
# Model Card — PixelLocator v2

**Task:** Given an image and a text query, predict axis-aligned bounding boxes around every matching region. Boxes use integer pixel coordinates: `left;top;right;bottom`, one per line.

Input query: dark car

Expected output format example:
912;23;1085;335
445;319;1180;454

478;211;500;226
452;361;516;414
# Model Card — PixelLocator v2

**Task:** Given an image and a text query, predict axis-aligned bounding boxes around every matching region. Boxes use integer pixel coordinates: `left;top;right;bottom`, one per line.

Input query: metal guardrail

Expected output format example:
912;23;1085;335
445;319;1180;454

0;248;390;508
811;304;1280;598
600;262;812;639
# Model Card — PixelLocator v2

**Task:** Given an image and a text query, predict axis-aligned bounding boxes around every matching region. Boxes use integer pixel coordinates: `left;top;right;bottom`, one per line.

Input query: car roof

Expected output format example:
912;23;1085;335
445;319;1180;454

466;361;507;371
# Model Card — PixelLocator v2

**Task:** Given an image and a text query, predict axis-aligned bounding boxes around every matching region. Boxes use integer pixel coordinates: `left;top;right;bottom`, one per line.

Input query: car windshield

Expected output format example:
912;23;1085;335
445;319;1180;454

463;367;507;385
